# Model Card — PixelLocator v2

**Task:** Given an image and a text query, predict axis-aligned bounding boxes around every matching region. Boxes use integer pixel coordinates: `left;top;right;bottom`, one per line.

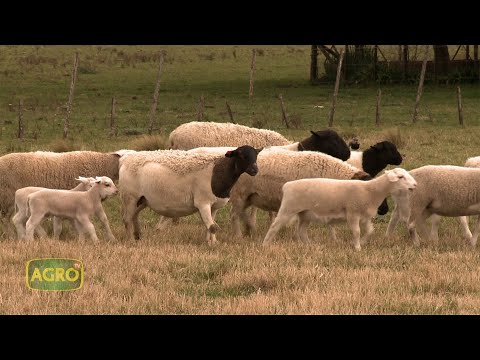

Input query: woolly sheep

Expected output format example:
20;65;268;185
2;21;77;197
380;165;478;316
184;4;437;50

0;150;126;238
228;149;372;238
263;168;417;250
25;176;118;242
386;165;480;247
346;141;403;215
12;176;96;240
119;146;262;245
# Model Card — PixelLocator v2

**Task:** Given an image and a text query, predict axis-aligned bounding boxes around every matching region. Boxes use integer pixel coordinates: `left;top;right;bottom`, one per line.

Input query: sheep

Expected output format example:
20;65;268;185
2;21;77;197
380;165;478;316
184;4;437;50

169;121;290;150
348;137;360;150
119;145;262;245
169;122;351;160
25;176;119;243
228;149;372;238
0;150;125;238
12;176;96;240
263;168;417;250
386;165;480;247
346;141;403;215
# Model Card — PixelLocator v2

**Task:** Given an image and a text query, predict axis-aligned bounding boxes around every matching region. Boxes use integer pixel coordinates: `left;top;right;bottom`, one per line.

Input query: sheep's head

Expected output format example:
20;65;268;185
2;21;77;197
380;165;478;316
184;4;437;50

300;129;350;161
94;176;119;199
371;141;403;165
225;146;262;176
385;168;417;191
349;137;360;150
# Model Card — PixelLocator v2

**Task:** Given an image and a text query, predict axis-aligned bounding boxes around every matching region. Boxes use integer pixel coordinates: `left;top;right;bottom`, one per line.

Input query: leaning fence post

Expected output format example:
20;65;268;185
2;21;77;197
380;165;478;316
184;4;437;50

457;86;464;127
412;45;429;123
328;49;345;127
249;49;257;100
63;51;79;139
278;94;290;128
375;89;382;127
148;52;164;135
17;99;24;139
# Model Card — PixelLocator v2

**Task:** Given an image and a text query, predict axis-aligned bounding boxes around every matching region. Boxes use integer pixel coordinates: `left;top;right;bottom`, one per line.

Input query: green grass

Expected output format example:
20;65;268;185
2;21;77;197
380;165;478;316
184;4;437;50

1;45;480;314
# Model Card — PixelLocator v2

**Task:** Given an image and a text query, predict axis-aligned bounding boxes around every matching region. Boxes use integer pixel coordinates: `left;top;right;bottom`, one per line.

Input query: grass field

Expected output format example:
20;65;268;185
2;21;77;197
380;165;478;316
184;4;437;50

1;45;480;314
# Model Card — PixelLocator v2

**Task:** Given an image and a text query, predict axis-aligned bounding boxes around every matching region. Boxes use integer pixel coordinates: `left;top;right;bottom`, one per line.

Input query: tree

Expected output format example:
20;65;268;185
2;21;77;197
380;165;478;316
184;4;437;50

433;45;450;76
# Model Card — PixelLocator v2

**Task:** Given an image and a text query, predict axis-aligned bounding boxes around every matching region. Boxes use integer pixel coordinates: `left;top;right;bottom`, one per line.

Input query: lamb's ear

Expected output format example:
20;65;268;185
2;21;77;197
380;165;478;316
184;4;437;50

255;147;263;154
385;170;399;182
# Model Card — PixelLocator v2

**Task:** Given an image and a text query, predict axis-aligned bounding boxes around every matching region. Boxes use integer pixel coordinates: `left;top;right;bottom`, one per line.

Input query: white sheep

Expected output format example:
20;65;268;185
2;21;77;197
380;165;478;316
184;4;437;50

25;176;118;243
0;150;126;238
168;121;290;150
228;149;372;238
119;146;262;245
386;165;480;247
263;168;417;250
12;176;96;240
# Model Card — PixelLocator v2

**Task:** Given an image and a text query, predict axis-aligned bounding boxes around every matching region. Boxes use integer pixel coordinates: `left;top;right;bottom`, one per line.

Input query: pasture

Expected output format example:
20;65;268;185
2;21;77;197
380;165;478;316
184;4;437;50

1;45;480;314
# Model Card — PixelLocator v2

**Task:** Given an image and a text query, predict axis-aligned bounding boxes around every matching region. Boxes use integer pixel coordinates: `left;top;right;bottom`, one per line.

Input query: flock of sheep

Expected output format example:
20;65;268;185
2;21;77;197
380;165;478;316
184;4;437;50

2;120;480;250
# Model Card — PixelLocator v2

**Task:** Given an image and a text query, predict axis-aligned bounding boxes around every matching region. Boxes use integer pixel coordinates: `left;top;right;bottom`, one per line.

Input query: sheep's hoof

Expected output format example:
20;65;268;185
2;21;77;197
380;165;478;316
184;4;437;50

209;224;220;234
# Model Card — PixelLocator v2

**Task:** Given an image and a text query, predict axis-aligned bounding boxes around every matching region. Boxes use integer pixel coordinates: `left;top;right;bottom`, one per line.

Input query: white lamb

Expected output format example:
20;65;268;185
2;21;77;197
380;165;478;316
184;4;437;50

12;176;96;240
263;168;417;251
25;176;118;243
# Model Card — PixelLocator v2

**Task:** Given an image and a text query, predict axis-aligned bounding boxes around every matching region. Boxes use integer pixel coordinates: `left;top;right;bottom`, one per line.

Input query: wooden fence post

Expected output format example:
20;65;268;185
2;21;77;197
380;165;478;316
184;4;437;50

310;45;318;83
109;97;117;137
412;45;429;123
457;86;464;127
278;94;290;128
225;100;235;123
249;49;257;99
63;52;79;139
197;95;205;121
148;52;164;135
375;89;381;127
328;49;345;127
17;99;24;139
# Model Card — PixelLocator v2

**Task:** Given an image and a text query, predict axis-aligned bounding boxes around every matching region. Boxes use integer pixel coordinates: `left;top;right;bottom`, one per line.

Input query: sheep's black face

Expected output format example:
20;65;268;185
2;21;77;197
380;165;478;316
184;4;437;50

300;129;351;161
373;141;403;165
225;145;262;176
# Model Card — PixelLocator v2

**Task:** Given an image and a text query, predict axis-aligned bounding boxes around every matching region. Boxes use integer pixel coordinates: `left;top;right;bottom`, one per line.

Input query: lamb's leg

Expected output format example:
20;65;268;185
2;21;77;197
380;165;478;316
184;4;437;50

297;212;311;243
468;216;480;247
73;220;86;243
458;216;473;242
196;203;218;246
347;215;361;251
53;216;63;240
263;211;295;245
360;219;374;245
12;211;27;240
96;208;116;242
25;213;45;241
330;226;339;242
77;215;99;243
155;216;174;230
386;195;410;237
249;207;258;228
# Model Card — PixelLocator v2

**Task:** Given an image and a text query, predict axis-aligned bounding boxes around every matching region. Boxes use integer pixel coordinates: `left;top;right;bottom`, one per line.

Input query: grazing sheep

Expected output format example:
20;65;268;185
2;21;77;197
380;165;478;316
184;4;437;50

346;141;403;215
12;176;96;240
349;137;360;150
228;150;372;238
25;176;118;243
263;168;417;250
0;150;125;238
386;165;480;247
169;121;290;150
119;146;262;245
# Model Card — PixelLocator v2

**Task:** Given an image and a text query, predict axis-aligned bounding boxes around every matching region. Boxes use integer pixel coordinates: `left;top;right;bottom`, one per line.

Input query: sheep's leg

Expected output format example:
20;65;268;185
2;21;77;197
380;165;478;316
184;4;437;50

35;223;48;239
360;219;374;245
329;225;339;242
458;216;473;242
468;216;480;247
347;215;361;251
386;194;410;237
25;213;45;241
208;207;221;244
73;220;86;242
408;209;430;247
230;198;249;238
297;212;311;243
428;214;441;244
155;216;174;230
96;208;116;242
249;207;258;228
263;212;295;245
196;203;218;246
121;194;144;240
268;211;277;224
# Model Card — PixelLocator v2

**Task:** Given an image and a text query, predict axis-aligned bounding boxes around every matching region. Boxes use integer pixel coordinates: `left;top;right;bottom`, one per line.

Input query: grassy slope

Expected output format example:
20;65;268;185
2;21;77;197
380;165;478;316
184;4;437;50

1;45;479;314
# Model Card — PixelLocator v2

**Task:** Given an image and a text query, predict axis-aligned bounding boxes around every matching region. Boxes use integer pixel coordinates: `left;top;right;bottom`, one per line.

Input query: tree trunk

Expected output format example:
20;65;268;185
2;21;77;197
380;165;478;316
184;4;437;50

433;45;450;76
310;45;318;83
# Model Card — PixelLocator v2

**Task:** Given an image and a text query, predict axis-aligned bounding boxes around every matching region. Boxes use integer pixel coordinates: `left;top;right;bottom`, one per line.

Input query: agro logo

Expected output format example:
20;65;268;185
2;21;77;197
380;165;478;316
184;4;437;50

26;258;84;291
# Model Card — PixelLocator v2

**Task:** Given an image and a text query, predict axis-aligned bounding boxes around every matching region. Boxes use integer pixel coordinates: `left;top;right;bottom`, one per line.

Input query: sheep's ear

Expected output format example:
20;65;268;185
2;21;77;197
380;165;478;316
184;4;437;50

372;142;385;151
386;170;399;182
225;150;236;158
310;130;319;137
255;147;263;154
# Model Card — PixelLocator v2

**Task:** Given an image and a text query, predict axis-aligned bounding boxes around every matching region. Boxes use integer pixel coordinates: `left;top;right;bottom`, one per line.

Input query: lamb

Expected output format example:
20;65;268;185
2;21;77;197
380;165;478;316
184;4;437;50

0;150;126;238
386;165;480;247
263;168;417;251
228;149;372;238
119;145;262;245
346;141;403;215
25;176;118;243
12;176;96;240
169;121;290;150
